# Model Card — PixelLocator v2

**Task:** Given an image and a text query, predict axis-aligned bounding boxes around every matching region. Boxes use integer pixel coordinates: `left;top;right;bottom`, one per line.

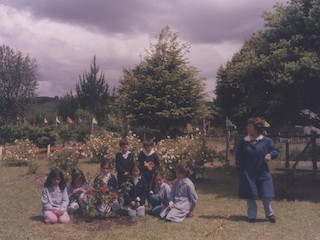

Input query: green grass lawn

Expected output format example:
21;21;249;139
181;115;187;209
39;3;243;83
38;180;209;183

1;159;320;240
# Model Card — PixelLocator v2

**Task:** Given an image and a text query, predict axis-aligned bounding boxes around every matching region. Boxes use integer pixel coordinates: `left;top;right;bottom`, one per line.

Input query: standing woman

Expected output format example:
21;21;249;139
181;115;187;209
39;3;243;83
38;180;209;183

235;117;279;223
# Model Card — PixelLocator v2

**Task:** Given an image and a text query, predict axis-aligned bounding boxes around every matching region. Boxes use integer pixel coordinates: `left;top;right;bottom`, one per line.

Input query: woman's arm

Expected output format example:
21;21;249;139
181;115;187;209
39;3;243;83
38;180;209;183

235;140;245;170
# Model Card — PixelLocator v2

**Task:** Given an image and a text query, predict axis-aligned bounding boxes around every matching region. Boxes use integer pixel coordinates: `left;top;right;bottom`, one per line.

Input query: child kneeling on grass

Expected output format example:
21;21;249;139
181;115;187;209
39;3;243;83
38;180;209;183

94;159;120;214
149;170;171;216
67;168;88;213
124;162;147;217
160;164;198;222
41;169;70;224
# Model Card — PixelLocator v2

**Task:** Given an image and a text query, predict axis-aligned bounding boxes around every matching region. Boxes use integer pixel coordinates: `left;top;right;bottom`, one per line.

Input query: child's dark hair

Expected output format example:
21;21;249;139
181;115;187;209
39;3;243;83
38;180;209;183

143;139;154;148
175;164;191;177
247;117;265;134
71;168;86;186
154;169;165;179
100;159;111;169
119;139;129;147
44;168;66;190
131;161;141;174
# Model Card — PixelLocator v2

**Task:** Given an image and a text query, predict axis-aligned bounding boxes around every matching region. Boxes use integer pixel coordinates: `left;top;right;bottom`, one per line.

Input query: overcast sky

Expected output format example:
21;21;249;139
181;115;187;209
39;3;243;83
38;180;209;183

0;0;288;98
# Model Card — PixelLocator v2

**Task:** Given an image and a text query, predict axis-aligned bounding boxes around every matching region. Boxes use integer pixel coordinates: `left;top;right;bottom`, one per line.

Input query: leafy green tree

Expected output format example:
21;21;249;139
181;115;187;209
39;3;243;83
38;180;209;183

215;0;320;129
76;56;110;125
57;91;79;120
0;45;38;124
117;27;207;136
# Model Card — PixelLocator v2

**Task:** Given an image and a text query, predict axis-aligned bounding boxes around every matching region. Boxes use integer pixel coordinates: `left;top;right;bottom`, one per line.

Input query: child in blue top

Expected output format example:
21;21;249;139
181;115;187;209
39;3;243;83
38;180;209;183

41;169;70;224
124;162;148;217
150;170;171;216
94;159;120;214
138;140;160;192
67;168;88;213
115;139;135;186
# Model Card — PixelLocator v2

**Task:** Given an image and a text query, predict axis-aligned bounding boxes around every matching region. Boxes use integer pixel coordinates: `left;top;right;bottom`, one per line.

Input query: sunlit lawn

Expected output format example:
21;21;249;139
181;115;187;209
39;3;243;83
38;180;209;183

1;158;320;240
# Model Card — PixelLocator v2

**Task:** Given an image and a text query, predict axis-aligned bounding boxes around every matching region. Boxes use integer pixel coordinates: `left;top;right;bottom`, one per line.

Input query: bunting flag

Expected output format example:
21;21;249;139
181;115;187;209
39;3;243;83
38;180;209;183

262;119;270;128
56;116;61;124
67;116;73;124
92;117;98;124
226;117;236;130
44;118;48;124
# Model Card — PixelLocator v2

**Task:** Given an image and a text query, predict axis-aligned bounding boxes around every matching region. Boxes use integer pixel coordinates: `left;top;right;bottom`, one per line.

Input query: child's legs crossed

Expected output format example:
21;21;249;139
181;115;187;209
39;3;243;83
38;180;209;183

136;206;145;217
44;211;58;223
58;211;70;223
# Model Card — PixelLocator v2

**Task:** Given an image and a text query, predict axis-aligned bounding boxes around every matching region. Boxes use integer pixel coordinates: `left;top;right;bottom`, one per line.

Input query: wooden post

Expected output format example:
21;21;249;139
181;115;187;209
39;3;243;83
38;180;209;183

311;133;317;170
47;144;51;159
0;146;3;160
285;140;290;168
226;130;230;166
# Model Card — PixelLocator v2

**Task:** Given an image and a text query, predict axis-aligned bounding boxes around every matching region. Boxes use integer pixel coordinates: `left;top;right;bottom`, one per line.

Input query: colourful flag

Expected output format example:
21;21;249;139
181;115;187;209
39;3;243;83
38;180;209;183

263;119;270;127
226;117;236;129
67;116;73;124
44;118;48;124
92;117;98;124
56;116;60;124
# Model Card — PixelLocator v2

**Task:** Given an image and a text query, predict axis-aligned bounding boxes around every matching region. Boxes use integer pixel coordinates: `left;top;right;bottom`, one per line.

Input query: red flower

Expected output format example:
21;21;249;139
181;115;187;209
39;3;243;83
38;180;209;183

86;188;93;195
147;161;155;171
111;192;118;200
98;186;108;193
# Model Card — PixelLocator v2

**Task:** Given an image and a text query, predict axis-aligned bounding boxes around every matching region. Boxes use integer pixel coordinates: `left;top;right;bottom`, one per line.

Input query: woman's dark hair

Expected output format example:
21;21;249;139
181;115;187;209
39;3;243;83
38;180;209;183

119;139;129;147
175;164;191;177
100;159;111;169
143;139;154;148
71;168;86;186
131;161;141;174
247;117;265;134
154;169;165;179
44;168;66;190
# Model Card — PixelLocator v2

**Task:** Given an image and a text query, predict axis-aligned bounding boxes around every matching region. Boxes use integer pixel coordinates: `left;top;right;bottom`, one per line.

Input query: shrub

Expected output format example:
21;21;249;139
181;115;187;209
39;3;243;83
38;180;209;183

3;139;39;166
48;148;82;182
156;136;221;180
83;130;141;163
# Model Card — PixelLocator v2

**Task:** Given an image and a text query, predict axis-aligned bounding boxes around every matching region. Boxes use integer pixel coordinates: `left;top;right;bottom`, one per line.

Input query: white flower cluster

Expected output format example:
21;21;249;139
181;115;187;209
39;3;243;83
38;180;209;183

3;139;39;165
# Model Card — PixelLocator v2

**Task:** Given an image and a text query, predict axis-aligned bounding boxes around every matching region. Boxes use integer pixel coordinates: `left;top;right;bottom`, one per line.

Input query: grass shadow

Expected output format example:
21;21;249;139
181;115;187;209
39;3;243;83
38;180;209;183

199;214;268;223
29;215;43;222
197;165;320;203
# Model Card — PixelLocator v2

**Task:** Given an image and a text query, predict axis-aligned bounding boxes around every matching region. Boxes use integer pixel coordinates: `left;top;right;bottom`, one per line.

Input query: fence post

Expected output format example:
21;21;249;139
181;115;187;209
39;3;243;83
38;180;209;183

47;144;51;159
285;140;290;168
0;146;2;161
311;133;317;170
225;130;230;166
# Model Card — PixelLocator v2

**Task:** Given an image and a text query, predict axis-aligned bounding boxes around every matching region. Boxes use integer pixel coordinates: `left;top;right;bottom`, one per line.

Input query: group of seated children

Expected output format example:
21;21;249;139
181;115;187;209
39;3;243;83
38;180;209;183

41;139;198;224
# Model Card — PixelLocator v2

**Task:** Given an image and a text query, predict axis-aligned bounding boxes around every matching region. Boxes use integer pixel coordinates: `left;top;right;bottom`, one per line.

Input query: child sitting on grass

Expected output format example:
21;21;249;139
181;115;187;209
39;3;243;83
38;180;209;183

124;162;147;217
41;168;70;224
149;170;171;216
67;168;88;213
161;164;198;222
94;159;120;214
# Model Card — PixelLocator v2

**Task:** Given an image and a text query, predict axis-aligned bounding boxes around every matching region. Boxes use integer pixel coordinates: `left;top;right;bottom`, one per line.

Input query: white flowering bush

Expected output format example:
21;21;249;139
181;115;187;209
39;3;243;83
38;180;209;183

3;139;39;166
156;136;220;180
48;148;83;182
84;130;141;164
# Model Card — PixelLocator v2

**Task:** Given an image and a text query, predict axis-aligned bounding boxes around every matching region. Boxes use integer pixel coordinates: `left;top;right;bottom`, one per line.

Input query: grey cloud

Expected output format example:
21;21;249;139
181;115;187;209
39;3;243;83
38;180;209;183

2;0;288;44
